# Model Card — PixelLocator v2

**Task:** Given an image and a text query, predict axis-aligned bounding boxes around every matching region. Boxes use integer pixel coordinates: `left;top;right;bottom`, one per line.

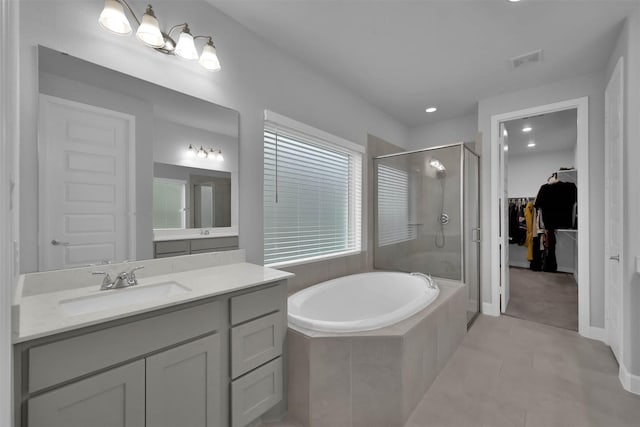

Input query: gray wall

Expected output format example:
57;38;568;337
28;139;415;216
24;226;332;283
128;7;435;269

407;110;478;150
507;149;575;198
477;71;607;328
606;6;640;375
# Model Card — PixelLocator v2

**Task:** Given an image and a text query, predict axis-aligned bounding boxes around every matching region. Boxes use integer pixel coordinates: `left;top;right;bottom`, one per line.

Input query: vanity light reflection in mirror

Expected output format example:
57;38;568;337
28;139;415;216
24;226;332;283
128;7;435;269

29;46;239;273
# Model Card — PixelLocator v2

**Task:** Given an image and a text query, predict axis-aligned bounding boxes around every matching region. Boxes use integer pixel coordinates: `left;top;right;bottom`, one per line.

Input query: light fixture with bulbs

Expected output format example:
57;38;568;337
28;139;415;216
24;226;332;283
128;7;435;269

98;0;221;71
187;144;224;160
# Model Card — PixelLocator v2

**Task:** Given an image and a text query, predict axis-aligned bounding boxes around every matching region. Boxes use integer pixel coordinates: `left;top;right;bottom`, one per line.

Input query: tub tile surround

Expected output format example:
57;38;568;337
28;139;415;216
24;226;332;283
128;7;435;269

266;315;640;427
287;280;467;427
13;250;295;342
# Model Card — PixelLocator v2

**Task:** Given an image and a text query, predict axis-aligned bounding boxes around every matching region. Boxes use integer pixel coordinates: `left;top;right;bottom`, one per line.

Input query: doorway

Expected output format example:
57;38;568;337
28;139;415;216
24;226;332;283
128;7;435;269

490;97;592;338
502;110;579;331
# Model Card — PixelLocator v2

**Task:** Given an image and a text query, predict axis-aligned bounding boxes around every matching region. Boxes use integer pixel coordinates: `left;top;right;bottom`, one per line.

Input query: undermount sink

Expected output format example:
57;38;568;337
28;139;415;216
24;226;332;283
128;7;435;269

59;281;192;316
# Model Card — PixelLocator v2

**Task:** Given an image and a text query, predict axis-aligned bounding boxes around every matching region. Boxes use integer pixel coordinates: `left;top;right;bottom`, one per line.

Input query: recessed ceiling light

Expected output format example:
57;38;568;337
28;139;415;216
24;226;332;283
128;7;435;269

527;142;536;148
508;0;521;3
522;126;532;133
504;145;509;152
425;107;438;113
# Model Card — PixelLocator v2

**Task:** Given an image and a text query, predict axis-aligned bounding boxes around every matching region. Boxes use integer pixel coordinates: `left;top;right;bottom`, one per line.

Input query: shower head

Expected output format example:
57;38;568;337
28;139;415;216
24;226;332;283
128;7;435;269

429;159;447;179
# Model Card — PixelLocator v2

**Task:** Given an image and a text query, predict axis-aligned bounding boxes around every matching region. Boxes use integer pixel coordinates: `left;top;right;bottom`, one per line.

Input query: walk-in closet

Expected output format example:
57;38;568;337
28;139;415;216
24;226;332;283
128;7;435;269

503;109;579;331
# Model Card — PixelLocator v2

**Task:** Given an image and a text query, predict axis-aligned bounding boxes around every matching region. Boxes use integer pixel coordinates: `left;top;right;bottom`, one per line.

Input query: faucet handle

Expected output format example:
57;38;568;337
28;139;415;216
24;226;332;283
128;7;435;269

92;271;114;290
129;266;144;277
127;266;144;286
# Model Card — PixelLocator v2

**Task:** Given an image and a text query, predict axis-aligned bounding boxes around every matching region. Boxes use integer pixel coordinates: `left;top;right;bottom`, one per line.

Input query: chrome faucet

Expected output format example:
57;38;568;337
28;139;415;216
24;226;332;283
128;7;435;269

92;266;144;290
410;272;438;290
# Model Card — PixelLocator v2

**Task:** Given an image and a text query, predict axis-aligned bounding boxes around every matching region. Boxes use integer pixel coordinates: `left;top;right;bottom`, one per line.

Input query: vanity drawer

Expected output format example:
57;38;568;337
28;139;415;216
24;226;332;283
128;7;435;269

154;240;190;256
230;284;284;326
190;236;239;252
28;300;223;393
231;311;284;379
231;357;283;427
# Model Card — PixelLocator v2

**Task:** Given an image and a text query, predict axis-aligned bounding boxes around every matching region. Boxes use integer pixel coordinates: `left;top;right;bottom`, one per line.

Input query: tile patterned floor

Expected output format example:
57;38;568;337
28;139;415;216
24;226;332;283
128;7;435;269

263;315;640;427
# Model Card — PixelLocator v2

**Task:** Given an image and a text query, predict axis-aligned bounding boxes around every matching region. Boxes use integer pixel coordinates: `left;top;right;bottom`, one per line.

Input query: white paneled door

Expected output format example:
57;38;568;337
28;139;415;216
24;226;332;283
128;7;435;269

604;58;624;362
38;95;135;271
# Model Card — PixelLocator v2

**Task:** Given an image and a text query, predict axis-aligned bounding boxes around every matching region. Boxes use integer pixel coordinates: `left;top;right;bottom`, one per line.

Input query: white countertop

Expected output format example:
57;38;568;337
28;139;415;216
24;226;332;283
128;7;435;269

14;262;293;343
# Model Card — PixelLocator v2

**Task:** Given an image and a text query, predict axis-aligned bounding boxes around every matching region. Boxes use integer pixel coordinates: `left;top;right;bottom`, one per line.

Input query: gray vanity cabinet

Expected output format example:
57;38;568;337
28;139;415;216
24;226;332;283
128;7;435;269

28;360;145;427
15;280;288;427
154;236;239;258
229;285;286;427
146;334;222;427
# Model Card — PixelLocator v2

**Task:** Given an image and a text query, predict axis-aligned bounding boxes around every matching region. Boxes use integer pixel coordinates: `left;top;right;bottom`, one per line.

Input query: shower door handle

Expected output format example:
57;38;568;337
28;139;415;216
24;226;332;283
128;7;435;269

471;228;481;243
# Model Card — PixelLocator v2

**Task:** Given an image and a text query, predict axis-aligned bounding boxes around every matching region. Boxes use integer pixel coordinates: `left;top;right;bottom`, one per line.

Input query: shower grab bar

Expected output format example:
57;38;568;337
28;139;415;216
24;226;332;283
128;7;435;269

410;272;438;290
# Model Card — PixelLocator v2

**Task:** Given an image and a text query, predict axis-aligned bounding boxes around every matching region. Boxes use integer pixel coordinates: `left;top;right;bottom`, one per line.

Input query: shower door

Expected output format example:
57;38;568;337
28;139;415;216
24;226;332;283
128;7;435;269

464;147;481;323
374;145;462;281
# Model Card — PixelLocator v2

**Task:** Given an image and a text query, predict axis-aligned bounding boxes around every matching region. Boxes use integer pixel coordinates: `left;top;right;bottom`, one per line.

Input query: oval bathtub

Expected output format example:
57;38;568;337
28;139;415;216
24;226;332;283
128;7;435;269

287;271;440;333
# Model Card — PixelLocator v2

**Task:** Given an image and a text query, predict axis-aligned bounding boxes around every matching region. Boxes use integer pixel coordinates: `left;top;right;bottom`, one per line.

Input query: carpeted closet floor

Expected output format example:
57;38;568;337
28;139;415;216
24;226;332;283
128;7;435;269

505;267;578;331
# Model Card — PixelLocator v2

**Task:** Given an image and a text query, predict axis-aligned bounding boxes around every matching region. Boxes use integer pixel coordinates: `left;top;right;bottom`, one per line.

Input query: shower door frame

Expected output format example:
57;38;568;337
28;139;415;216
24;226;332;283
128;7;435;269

373;142;481;323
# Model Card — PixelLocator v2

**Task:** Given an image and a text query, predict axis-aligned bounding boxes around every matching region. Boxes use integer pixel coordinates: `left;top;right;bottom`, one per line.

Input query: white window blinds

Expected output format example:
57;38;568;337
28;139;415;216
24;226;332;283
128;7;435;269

264;111;363;267
377;164;417;246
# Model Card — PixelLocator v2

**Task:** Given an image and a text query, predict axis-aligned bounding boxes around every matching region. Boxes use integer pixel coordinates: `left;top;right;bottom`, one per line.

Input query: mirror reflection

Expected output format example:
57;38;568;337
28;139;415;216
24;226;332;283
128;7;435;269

153;163;231;229
32;46;239;272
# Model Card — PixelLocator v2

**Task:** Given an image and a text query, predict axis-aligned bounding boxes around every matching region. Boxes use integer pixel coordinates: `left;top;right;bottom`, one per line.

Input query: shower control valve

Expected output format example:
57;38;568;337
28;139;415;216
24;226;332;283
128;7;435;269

439;213;450;225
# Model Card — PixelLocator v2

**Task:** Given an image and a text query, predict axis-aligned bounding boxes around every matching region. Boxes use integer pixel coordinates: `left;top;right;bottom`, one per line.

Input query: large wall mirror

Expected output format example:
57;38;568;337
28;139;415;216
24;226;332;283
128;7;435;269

31;46;239;272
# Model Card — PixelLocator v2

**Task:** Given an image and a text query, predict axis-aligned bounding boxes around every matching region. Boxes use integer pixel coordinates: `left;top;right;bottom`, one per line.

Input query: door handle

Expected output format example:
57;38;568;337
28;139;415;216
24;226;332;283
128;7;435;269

471;228;481;243
609;255;620;262
51;239;70;246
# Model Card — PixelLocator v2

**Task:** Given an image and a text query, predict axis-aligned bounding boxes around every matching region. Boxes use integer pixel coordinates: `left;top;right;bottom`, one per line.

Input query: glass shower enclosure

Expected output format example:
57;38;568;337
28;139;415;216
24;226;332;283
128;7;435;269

374;143;480;325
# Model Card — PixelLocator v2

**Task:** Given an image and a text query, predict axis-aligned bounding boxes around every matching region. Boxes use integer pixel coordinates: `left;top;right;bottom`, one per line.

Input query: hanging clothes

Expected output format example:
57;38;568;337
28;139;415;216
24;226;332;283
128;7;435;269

534;181;578;229
524;201;535;261
542;229;558;272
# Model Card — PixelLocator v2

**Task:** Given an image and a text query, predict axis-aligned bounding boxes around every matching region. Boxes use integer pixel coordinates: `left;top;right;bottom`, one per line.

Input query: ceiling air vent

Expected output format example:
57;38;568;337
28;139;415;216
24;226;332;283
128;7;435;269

510;49;544;69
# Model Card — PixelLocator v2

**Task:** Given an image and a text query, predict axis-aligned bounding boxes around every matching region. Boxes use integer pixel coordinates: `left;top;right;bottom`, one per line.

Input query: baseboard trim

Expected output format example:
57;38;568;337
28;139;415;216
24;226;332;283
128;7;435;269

482;302;500;316
582;326;607;343
619;361;640;395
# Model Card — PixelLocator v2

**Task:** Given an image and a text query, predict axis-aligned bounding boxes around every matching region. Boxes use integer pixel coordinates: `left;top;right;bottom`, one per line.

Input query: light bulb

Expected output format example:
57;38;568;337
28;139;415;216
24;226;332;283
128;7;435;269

187;144;195;157
175;25;198;60
136;5;164;48
98;0;132;35
197;146;207;158
216;150;224;161
199;40;221;71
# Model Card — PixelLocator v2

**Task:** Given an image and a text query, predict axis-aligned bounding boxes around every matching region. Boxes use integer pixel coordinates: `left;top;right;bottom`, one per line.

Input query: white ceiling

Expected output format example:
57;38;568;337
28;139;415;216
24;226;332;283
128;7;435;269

504;108;577;156
208;0;636;127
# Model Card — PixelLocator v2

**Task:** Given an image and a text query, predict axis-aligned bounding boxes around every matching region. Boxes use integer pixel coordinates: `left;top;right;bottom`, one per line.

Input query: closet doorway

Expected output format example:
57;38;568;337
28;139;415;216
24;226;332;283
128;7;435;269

490;97;592;339
503;110;579;331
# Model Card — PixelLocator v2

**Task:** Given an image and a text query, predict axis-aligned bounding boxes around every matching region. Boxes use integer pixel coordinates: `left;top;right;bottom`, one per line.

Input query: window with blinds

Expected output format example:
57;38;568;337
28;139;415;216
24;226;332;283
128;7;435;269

264;111;363;267
377;164;417;246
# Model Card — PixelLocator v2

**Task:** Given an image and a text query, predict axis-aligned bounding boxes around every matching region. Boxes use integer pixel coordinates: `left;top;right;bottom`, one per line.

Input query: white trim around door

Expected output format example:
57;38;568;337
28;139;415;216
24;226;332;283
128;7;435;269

488;97;594;340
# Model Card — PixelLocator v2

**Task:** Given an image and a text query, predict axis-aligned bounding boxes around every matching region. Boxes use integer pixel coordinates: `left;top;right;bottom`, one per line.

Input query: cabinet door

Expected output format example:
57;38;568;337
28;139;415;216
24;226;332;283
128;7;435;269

146;334;222;427
28;360;145;427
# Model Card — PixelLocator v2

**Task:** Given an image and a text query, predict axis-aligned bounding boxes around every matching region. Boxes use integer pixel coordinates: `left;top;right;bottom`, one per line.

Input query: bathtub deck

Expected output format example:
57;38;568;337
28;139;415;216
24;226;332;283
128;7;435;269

285;280;468;427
